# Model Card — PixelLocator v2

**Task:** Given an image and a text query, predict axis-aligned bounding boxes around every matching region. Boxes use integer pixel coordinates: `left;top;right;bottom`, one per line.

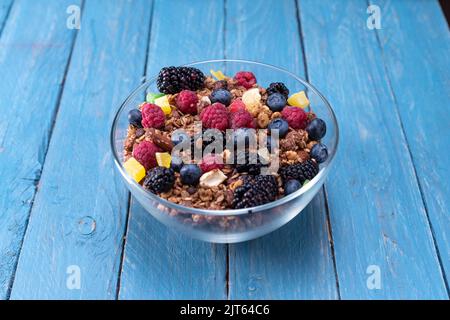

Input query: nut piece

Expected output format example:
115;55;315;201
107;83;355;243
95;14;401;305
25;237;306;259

242;88;261;109
199;169;227;187
147;128;173;151
257;113;270;128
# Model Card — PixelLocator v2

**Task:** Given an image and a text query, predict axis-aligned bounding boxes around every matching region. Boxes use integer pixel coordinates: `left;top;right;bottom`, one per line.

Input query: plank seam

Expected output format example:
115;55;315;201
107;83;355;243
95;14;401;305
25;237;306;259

294;0;309;81
223;0;227;60
323;186;341;299
115;0;155;299
115;192;132;300
5;0;86;300
367;0;450;297
0;0;13;39
295;0;341;299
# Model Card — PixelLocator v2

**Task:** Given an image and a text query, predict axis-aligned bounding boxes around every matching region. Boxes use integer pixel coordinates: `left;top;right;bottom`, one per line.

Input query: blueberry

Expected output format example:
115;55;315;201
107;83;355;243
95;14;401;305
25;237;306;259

170;155;184;172
268;118;289;138
306;118;327;141
266;93;286;112
128;109;142;127
310;143;328;163
210;89;232;106
180;164;202;185
171;131;190;146
284;179;302;195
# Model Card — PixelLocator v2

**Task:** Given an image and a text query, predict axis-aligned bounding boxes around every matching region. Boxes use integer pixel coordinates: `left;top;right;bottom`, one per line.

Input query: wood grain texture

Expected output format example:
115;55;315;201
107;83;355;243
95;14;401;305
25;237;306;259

118;0;227;300
0;0;80;299
226;0;338;299
298;0;448;299
373;0;450;283
9;0;151;299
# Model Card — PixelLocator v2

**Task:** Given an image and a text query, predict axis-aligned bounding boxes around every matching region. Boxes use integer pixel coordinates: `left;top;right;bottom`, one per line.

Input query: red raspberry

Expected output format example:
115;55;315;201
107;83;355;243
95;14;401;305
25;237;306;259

231;110;256;129
141;103;165;129
175;90;198;114
229;99;246;113
132;140;162;170
234;71;257;89
200;103;230;131
199;154;224;173
281;106;308;129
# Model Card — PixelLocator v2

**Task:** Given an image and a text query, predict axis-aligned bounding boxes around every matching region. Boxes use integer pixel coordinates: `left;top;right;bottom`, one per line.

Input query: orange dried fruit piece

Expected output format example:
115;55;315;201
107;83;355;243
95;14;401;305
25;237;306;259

156;152;171;168
124;157;146;182
287;91;310;109
210;69;226;80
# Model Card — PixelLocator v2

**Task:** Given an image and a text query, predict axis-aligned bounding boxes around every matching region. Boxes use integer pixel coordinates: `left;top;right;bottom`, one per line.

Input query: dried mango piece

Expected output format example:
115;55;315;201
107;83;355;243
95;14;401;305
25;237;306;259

156;152;171;168
124;157;146;182
154;95;172;115
287;91;310;109
210;69;226;80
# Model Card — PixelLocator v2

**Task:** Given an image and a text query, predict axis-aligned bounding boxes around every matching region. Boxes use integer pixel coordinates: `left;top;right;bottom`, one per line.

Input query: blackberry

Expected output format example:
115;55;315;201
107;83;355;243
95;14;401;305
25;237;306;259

267;82;289;99
235;151;266;175
178;67;206;91
232;175;278;209
143;167;175;193
157;66;205;94
279;159;319;184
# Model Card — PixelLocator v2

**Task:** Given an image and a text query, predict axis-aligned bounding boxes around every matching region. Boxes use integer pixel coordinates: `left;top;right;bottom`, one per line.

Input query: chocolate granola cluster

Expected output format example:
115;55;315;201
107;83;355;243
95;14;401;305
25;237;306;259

123;66;328;211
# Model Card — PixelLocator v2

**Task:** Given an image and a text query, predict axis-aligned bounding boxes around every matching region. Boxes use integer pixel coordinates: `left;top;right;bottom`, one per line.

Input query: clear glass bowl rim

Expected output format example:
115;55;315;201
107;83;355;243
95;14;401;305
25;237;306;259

110;59;339;216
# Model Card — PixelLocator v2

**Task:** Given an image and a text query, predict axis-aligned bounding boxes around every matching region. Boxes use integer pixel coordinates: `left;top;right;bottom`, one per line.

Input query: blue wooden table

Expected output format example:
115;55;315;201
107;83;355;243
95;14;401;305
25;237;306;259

0;0;449;300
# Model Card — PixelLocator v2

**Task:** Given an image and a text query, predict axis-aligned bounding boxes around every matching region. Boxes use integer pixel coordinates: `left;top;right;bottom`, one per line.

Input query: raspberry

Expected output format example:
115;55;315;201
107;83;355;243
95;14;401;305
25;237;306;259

200;103;230;131
199;154;224;173
234;71;257;89
141;103;165;129
281;106;308;129
132;140;162;170
229;99;246;113
231;110;256;129
175;90;198;114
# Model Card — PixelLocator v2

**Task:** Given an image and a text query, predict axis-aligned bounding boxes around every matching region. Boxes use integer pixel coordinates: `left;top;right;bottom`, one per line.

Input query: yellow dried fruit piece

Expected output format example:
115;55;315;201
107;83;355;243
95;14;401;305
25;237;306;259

287;91;310;109
154;95;172;115
210;69;226;80
242;88;261;108
123;157;146;182
160;104;172;115
156;152;171;168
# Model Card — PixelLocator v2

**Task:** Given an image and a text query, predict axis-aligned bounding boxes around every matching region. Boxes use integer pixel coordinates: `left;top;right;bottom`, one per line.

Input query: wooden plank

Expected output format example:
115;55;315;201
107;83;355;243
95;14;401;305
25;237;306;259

226;0;339;299
298;0;448;299
0;0;81;299
9;0;152;299
373;0;450;285
118;0;227;300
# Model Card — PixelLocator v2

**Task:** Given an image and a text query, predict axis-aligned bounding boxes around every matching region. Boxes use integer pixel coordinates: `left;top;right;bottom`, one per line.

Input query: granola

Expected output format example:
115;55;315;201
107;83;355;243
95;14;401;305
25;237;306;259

123;67;329;214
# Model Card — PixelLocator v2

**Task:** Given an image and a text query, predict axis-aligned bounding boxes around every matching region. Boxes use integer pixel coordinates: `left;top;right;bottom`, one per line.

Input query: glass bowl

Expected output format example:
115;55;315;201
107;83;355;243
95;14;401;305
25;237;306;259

110;59;338;243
